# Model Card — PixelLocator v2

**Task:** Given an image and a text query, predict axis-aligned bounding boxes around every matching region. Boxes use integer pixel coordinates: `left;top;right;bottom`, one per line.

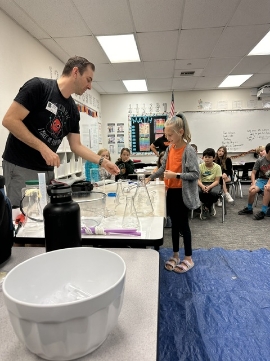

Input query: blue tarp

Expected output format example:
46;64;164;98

158;248;270;361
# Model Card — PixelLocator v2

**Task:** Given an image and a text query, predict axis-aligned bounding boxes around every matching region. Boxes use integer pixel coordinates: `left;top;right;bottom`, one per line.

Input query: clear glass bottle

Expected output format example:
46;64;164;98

115;180;126;206
122;194;139;229
133;175;154;216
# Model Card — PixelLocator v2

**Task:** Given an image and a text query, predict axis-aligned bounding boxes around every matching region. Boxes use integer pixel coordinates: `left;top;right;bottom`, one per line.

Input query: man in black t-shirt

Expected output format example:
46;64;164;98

2;56;119;206
150;128;170;156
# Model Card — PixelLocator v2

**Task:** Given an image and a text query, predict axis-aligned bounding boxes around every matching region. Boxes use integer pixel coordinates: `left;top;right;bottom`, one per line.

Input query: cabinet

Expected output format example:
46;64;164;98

54;137;83;180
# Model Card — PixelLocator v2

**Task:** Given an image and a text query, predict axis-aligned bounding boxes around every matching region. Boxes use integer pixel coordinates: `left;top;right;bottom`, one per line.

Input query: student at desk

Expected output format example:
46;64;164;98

115;147;135;181
238;143;270;220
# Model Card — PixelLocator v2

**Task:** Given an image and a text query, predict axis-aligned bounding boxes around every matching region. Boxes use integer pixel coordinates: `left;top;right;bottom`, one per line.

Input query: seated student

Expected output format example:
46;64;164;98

255;145;266;158
198;148;222;219
190;144;203;164
97;149;115;180
238;142;270;220
214;146;234;205
115;148;135;181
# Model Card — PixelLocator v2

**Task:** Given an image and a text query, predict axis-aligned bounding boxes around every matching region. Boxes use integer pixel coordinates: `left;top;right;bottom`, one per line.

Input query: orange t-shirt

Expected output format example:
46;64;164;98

164;145;186;189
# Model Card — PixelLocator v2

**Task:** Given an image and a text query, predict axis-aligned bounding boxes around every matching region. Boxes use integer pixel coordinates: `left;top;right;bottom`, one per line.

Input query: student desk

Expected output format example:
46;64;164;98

0;247;159;361
15;182;166;250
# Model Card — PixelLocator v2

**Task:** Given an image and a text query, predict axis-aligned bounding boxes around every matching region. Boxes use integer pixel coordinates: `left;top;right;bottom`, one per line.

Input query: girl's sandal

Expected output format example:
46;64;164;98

174;260;194;273
164;257;180;271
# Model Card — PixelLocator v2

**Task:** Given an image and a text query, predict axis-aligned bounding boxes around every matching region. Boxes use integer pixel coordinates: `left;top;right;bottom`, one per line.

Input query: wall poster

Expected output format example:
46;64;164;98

129;115;167;154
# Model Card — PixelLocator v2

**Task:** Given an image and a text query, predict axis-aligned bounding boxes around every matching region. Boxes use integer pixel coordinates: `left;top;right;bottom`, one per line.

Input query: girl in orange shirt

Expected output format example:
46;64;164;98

147;114;200;273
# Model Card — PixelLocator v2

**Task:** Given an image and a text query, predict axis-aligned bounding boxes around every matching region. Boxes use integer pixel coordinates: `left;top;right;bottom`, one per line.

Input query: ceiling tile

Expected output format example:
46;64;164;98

54;36;109;64
229;0;270;26
137;31;179;61
73;0;133;35
231;55;270;74
202;58;242;76
96;80;127;93
177;28;223;59
175;59;209;69
212;25;270;58
92;82;106;94
93;64;120;81
0;0;49;39
182;0;240;29
144;61;175;79
14;0;90;37
258;61;270;74
130;0;184;32
147;78;173;91
112;63;145;79
172;77;198;90
39;39;70;63
240;73;270;88
194;76;226;89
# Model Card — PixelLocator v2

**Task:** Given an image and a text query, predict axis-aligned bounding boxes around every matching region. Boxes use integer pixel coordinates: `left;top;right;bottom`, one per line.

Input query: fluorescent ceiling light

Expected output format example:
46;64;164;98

123;80;147;92
248;30;270;56
97;34;140;63
218;74;253;88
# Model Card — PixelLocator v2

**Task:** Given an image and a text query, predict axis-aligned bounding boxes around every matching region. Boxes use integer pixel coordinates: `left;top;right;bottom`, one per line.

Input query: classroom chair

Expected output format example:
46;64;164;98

191;190;226;223
234;163;256;198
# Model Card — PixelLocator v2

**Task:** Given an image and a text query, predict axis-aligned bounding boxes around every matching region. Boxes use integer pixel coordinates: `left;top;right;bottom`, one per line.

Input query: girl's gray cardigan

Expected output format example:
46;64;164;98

149;143;200;210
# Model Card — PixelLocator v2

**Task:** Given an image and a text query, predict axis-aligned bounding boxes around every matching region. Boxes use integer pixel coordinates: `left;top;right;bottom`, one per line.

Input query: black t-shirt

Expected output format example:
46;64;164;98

153;135;170;153
2;77;80;171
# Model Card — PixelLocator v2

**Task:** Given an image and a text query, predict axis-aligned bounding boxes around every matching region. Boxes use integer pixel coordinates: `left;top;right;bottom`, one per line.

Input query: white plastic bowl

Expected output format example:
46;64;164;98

3;247;126;361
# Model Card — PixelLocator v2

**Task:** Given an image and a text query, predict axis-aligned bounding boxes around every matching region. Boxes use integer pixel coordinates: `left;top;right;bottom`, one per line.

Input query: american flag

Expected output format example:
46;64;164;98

170;91;175;117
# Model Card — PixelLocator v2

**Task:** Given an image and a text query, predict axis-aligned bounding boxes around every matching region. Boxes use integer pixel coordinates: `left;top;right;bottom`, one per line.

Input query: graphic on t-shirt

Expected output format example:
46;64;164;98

49;117;62;138
260;163;270;178
38;102;69;148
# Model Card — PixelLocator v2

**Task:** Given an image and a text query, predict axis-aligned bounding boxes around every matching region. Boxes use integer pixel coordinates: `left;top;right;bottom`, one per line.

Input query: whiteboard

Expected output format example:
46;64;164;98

79;112;99;154
184;109;270;153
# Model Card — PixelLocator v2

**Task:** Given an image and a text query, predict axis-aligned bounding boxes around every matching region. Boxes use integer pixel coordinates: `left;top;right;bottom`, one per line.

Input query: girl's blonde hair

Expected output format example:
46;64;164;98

255;145;265;154
165;112;191;143
97;148;111;161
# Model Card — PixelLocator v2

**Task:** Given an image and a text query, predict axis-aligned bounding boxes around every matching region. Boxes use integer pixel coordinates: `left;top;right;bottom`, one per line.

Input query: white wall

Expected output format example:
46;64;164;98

0;9;101;165
101;90;263;163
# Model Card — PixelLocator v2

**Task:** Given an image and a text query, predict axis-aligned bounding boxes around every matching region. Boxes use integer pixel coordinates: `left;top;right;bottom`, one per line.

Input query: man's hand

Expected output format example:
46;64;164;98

40;146;60;167
102;159;120;175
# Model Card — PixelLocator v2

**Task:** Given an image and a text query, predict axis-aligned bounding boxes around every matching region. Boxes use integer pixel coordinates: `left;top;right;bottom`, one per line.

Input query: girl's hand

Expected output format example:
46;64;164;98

222;173;227;179
164;170;176;179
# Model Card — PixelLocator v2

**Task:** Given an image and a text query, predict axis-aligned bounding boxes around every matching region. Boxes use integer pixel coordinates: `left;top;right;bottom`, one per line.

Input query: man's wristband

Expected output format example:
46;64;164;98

98;157;105;166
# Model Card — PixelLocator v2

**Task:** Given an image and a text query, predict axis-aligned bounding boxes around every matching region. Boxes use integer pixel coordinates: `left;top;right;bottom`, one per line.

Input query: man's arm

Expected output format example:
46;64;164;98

2;101;60;166
150;143;158;156
67;133;119;175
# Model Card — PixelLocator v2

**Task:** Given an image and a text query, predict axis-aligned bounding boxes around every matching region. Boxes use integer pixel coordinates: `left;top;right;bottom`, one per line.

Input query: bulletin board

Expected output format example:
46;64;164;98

129;115;167;154
184;109;270;152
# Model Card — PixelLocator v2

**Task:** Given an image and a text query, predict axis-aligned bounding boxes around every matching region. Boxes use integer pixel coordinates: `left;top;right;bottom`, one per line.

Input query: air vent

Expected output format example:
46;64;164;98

180;71;195;76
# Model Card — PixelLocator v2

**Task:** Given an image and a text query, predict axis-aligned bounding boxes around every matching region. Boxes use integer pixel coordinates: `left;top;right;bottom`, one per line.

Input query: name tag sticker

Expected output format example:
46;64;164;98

46;102;58;115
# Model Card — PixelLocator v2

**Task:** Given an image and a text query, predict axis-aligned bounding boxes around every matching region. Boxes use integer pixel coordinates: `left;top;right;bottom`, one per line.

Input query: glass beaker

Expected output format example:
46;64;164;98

115;180;126;206
20;187;43;222
133;175;154;216
122;194;139;229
